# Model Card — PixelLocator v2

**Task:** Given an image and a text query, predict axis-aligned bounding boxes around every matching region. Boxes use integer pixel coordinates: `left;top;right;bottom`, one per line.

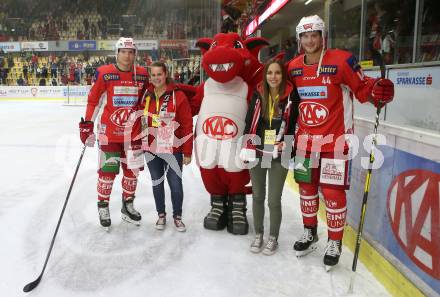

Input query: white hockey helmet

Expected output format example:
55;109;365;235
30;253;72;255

296;15;326;41
296;15;327;77
115;37;137;55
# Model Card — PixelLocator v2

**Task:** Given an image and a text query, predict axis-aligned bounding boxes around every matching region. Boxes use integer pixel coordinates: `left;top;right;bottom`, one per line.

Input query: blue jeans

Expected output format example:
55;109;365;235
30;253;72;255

146;152;183;217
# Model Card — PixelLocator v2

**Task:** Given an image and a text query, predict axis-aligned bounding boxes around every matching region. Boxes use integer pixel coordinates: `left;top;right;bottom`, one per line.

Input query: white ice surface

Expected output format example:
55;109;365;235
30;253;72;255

0;102;390;297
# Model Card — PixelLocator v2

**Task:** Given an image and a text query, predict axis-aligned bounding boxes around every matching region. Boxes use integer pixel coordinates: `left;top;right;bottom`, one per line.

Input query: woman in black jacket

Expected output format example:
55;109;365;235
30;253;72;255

240;59;300;255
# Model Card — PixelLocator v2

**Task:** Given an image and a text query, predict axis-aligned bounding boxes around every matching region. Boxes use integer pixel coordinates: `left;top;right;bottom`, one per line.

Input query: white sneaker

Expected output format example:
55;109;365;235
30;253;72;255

174;217;186;232
155;214;166;230
262;236;278;255
250;234;264;253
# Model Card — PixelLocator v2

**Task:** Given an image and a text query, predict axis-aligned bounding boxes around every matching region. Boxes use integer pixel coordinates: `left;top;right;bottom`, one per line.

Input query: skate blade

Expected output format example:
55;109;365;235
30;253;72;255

325;265;335;272
121;214;141;226
295;244;317;257
102;226;111;232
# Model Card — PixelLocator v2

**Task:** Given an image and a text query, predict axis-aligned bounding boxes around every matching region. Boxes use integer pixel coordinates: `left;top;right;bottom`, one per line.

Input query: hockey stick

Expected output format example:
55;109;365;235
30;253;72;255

23;145;87;292
348;56;386;293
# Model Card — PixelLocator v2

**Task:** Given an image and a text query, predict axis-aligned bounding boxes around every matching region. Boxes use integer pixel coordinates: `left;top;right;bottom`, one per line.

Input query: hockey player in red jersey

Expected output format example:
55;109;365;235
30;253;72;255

79;37;149;230
286;15;394;270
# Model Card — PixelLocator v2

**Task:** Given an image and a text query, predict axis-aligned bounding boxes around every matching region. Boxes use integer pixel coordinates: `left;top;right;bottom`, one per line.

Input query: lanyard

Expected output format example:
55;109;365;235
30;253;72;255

268;94;279;129
145;90;175;116
154;91;161;114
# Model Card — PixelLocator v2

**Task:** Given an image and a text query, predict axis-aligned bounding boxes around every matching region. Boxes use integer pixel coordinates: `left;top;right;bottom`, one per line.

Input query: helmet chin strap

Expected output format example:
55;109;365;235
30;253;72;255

316;44;325;77
133;51;137;87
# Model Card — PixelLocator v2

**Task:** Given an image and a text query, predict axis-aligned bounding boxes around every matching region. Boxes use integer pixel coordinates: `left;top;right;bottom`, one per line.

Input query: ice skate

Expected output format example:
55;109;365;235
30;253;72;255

293;226;318;257
121;197;141;226
324;239;342;272
98;200;111;232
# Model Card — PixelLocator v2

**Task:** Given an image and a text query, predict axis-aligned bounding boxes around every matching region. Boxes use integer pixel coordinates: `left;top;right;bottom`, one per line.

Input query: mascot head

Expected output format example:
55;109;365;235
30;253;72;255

197;33;268;84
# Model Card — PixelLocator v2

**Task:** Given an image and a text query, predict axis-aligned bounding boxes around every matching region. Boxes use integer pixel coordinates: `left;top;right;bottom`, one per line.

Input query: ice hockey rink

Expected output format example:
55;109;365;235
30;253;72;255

0;101;390;297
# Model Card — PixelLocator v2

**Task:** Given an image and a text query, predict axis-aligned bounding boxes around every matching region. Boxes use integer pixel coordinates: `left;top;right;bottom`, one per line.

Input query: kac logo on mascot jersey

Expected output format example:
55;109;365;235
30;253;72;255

202;116;238;140
299;102;329;126
387;169;440;279
110;108;133;127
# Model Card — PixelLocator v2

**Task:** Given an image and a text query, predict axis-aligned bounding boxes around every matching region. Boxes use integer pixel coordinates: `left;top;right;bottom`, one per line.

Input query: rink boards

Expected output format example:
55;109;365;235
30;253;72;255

0;85;90;104
345;117;440;297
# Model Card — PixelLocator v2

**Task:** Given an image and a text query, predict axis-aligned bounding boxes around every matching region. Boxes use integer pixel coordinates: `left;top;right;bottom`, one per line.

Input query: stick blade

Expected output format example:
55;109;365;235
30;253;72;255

23;275;42;293
347;272;356;294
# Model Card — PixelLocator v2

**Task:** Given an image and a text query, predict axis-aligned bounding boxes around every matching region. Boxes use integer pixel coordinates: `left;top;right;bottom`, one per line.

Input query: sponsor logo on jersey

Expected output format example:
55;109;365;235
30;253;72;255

387;169;440;279
299;102;329;126
110;108;133;127
290;68;303;77
202;116;238;140
103;73;121;81
320;158;346;186
113;86;139;95
297;86;328;100
113;96;138;107
319;65;338;75
346;55;361;72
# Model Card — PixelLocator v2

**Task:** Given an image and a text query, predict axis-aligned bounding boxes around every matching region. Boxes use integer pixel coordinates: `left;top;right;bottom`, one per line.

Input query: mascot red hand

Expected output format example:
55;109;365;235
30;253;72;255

193;33;268;235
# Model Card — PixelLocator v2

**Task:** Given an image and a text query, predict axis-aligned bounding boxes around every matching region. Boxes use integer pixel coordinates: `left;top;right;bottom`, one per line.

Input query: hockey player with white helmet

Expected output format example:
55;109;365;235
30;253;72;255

79;37;149;230
287;15;394;270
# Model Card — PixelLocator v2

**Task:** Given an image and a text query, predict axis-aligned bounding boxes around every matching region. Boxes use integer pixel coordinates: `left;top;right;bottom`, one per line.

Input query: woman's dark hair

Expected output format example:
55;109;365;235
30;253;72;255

261;59;287;119
150;61;172;84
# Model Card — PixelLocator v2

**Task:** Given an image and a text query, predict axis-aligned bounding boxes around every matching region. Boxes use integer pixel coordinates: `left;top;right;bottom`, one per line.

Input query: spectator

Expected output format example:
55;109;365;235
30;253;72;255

50;62;57;78
17;75;24;86
51;78;57;86
74;67;80;84
61;74;68;85
39;78;46;86
41;64;48;78
85;63;93;77
0;68;6;85
31;53;38;73
36;65;42;78
7;55;13;68
83;18;89;32
86;74;92;85
23;64;28;79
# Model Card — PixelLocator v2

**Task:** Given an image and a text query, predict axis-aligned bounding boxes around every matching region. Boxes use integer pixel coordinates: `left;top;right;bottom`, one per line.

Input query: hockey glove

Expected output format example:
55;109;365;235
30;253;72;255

79;117;96;147
371;78;394;107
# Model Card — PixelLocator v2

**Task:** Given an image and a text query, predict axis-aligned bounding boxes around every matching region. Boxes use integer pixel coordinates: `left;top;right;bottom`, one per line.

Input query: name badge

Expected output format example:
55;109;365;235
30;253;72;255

152;114;160;127
264;129;276;145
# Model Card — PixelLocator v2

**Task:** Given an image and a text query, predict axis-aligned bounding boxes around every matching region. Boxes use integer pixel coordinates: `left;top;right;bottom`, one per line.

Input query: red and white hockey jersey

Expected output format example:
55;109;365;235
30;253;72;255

84;64;149;143
287;49;375;152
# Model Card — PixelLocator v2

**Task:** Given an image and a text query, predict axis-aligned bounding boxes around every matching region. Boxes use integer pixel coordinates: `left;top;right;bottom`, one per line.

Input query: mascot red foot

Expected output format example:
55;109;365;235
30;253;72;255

190;33;268;235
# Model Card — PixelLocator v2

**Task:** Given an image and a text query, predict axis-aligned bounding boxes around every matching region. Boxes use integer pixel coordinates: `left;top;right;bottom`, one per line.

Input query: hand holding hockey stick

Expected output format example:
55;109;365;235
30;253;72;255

23;145;87;292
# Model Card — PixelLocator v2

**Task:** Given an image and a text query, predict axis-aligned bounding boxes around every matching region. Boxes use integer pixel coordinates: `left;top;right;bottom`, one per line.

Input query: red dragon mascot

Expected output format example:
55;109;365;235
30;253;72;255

189;32;268;235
